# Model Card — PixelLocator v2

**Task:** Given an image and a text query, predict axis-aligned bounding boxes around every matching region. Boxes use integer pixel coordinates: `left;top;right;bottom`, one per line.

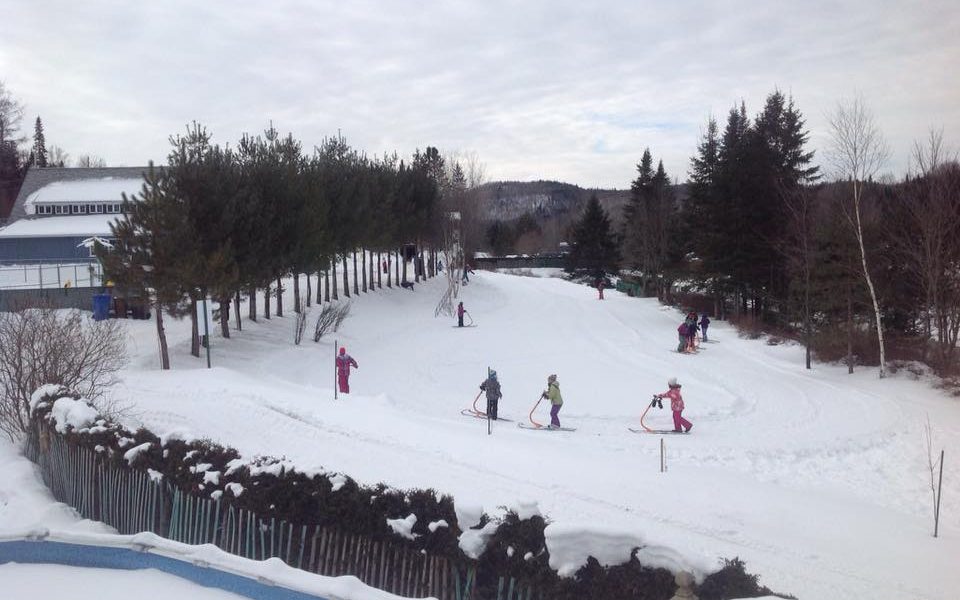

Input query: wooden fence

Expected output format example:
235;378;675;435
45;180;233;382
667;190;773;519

24;423;542;600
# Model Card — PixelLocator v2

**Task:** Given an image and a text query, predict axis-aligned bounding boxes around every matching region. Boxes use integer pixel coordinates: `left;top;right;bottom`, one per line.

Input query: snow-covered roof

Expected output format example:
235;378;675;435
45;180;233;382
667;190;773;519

8;167;151;223
0;215;122;239
25;178;143;209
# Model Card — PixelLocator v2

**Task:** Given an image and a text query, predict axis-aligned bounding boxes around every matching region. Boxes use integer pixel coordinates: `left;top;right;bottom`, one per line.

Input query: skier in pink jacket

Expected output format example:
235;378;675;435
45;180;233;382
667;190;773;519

656;377;692;433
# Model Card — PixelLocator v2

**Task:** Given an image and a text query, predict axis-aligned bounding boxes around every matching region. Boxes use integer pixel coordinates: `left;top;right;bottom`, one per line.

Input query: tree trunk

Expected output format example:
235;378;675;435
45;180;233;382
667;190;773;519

324;269;330;302
331;261;339;300
219;297;230;339
276;277;283;317
377;251;383;289
804;271;811;370
386;252;392;288
395;250;400;285
306;272;312;307
401;250;408;283
342;255;351;297
190;298;200;358
156;297;170;370
264;286;271;319
294;273;301;313
370;250;375;289
361;249;368;293
847;284;854;374
352;252;359;295
850;182;886;377
235;290;242;331
248;286;257;322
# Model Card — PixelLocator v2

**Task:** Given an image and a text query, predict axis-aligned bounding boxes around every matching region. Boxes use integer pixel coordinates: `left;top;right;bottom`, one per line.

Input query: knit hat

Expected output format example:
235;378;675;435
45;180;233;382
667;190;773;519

489;370;497;379
547;374;557;383
668;377;680;388
339;347;346;355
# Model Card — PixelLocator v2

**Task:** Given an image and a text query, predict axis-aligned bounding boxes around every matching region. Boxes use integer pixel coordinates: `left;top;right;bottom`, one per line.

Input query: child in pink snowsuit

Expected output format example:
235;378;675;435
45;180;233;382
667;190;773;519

656;377;692;433
336;347;359;393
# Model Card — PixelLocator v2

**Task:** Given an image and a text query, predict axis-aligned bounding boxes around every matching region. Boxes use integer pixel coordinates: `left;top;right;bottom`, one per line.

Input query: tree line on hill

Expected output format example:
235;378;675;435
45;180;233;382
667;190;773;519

99;122;481;369
564;90;960;376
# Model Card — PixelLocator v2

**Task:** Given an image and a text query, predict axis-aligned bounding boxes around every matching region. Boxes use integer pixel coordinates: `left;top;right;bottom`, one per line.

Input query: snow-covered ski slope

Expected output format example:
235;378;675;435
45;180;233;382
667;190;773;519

116;270;960;600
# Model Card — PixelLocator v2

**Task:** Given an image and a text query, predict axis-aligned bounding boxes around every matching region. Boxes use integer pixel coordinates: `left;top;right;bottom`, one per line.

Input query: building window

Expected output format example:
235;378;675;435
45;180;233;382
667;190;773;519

54;205;62;215
114;204;121;213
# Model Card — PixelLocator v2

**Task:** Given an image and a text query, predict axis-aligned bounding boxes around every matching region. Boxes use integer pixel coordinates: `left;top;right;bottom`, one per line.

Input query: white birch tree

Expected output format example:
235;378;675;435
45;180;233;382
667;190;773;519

826;96;890;378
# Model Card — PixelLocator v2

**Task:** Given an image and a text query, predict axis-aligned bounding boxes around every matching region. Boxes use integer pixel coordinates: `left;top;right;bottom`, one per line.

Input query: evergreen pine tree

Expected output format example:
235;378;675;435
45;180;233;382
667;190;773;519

566;195;620;277
32;117;47;168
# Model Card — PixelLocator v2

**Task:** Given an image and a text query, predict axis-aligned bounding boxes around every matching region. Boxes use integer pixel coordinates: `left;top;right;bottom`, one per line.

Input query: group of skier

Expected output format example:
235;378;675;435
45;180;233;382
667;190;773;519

334;270;698;434
677;312;710;353
476;370;692;434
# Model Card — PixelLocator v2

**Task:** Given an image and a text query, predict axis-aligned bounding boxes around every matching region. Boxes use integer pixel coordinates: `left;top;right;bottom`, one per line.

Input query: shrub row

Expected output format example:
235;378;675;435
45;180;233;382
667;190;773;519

30;386;787;599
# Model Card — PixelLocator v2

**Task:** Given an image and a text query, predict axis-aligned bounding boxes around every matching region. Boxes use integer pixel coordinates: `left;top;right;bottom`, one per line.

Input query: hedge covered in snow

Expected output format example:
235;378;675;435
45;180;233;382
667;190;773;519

29;385;788;600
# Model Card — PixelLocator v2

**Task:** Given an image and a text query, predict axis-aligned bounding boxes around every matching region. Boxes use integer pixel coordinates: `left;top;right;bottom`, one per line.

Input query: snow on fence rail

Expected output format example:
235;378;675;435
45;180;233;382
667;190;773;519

23;422;543;600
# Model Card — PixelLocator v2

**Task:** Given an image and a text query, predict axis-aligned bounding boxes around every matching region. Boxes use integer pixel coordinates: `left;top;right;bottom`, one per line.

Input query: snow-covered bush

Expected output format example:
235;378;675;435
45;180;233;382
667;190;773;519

27;387;786;599
0;307;127;440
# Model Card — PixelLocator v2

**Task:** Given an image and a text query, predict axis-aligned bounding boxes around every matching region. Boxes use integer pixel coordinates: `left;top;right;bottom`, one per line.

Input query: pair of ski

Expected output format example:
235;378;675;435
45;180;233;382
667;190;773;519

629;395;689;434
460;392;576;431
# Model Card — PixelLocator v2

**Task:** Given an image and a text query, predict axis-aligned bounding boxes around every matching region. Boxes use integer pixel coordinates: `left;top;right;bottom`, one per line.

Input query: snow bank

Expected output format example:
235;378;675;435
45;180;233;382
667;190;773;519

29;384;66;413
50;397;99;434
510;500;541;520
427;520;448;533
458;522;498;559
544;523;711;581
455;502;483;529
386;514;419;540
123;442;152;465
329;474;347;492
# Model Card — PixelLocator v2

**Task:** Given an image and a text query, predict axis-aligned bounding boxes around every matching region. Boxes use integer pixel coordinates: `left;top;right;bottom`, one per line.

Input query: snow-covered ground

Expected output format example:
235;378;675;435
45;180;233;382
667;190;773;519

9;269;960;599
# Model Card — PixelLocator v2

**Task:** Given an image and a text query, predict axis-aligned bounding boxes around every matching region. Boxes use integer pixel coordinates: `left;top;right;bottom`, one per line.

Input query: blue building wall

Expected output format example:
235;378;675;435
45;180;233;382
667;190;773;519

0;539;332;600
0;236;93;263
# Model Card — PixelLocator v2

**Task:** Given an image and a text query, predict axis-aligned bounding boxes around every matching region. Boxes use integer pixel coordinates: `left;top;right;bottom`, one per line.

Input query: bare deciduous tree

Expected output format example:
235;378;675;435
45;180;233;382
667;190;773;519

75;154;107;168
0;307;128;440
47;145;70;167
898;130;960;372
827;95;890;378
781;185;817;369
0;81;25;146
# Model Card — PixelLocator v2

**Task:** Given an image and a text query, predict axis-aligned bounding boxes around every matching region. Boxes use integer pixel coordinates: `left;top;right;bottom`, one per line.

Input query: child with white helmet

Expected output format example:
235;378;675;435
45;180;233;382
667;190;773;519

655;377;692;433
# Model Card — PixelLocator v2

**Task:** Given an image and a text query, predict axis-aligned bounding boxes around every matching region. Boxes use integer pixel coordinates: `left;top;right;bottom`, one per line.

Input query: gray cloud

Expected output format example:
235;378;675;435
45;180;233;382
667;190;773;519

2;0;958;187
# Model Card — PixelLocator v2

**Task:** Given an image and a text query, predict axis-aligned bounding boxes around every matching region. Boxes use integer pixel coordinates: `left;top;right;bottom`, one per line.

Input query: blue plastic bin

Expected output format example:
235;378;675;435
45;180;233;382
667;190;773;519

92;294;112;321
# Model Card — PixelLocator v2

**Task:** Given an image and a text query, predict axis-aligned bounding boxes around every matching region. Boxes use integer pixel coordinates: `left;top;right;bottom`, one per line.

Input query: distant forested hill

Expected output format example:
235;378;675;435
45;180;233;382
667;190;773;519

471;180;686;254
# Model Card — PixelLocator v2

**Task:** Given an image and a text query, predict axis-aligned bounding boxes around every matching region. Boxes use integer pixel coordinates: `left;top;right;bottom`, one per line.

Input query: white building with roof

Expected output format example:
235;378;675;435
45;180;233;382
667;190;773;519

0;167;147;263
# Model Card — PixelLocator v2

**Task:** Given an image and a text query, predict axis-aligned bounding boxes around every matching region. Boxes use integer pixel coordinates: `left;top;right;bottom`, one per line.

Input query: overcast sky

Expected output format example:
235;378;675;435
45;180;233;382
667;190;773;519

2;1;958;188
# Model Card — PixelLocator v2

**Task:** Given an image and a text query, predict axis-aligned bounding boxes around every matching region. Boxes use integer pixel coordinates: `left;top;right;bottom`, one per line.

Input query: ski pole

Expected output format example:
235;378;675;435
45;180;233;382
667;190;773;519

528;394;545;428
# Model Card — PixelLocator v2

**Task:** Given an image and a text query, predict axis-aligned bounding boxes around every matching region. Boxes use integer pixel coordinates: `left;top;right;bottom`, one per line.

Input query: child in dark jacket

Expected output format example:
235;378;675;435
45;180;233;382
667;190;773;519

479;370;502;420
